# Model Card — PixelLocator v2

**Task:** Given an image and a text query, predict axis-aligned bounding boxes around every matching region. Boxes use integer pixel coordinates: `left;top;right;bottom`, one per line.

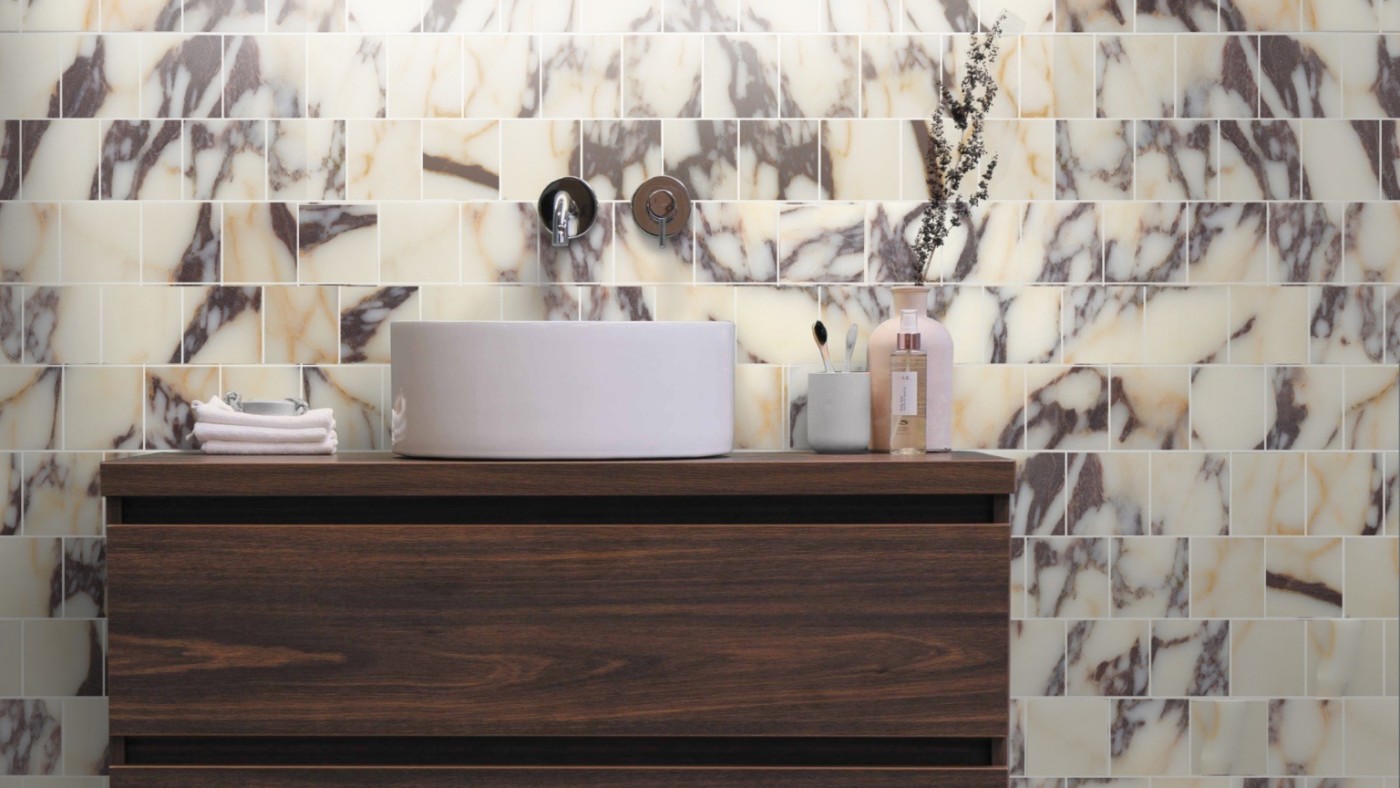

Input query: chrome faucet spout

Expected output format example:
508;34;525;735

551;190;574;248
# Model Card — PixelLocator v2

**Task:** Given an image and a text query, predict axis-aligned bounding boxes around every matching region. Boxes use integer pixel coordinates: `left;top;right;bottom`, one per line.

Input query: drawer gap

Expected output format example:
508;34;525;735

121;736;1004;768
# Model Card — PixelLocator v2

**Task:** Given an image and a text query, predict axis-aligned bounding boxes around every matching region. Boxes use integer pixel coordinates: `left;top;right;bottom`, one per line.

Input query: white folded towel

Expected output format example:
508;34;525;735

193;422;333;445
200;435;339;455
193;398;335;430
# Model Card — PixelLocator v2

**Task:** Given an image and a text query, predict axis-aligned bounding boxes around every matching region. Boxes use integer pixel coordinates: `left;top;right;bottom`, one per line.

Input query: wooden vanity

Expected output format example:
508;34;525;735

101;452;1014;786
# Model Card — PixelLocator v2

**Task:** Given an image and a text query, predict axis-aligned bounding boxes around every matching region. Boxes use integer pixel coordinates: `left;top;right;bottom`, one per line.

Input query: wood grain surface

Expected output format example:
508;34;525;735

99;451;1016;497
111;766;1009;787
108;523;1009;738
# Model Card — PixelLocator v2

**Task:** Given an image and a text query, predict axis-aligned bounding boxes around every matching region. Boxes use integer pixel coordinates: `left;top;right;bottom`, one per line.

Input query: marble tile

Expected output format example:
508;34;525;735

1019;34;1054;118
663;119;737;200
306;34;385;118
0;33;62;118
1387;452;1400;536
18;453;100;537
1028;537;1110;617
347;0;420;32
582;120;660;201
1024;697;1109;777
423;119;499;199
178;286;262;363
652;284;735;323
268;119;345;200
1265;366;1344;450
1345;698;1400;776
503;0;578;32
142;365;216;449
704;35;779;118
263;285;337;363
1012;618;1066;696
1265;536;1344;617
733;363;782;449
59;34;141;118
1303;0;1379;30
1012;452;1066;536
1344;365;1399;450
1066;619;1149;695
1178;35;1261;118
1344;202;1400;282
101;285;181;363
540;200;611;283
222;35;305;119
1306;619;1386;695
501;284;581;319
1267;699;1344;776
1148;452;1228;536
499;119;579;200
268;0;347;32
662;0;736;32
386;34;461;118
734;284;817;364
0;203;60;283
23;286;101;364
22;619;102;695
1151;620;1229;697
1270;202;1344;283
93;120;182;200
1301;120;1382;200
614;204;692;283
1113;537;1189;618
183;119;267;200
1191;700;1268;775
860;34;942;119
303;364;384;449
1345;536;1399;617
340;285;419;363
22;120;99;201
1136;121;1215;200
0;367;62;450
540;35;621;118
1144;286;1230;364
780;35;857;118
223;202;297;283
1061;285;1143;364
415;0;497;32
1192;366;1268;449
1219;120;1302;201
776;202;864;283
929;286;1059;363
20;0;101;31
624;35;701;118
222;365;302;401
0;699;61;774
1103;203;1185;284
1110;366;1189;449
1018;202;1101;283
0;619;17;694
1056;120;1133;200
582;285;654;320
59;202;138;283
1221;0;1299;30
346;119;421;199
182;0;263;31
1097;36;1175;118
1064;451;1143;538
463;35;539;118
418;285;502;320
380;202;459;283
60;697;107;776
139;33;223;117
1342;34;1400;118
298;203;378;283
1233;452;1306;536
141;202;220;283
1022;366;1109;450
922;202;1021;284
1232;619;1307;697
580;0;659;32
737;119;819;200
1138;0;1217;30
1192;537;1265;617
1258;35;1343;119
1309;285;1384;363
1110;698;1190;776
62;365;136;449
461;202;537;282
1229;285;1311;363
695;202;777;283
1053;35;1095;118
983;119;1056;199
944;31;1021;119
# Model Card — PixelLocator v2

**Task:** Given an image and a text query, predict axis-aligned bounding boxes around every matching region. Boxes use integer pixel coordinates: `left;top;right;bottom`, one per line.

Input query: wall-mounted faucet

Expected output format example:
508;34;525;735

631;175;691;249
537;177;598;248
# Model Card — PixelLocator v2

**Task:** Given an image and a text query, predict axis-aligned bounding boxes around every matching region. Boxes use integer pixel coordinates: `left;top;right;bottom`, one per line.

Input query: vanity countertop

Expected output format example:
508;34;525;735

101;450;1016;498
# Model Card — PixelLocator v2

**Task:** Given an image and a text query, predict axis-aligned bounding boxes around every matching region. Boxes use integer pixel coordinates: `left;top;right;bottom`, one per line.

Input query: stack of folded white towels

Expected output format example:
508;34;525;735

191;398;339;455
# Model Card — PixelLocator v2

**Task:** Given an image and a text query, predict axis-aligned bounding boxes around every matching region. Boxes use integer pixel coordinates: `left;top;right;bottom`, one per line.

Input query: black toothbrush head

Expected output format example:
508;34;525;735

812;320;828;345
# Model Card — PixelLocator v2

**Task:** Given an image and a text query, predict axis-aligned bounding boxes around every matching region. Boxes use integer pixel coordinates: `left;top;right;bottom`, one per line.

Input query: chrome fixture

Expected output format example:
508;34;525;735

631;175;691;248
537;177;598;248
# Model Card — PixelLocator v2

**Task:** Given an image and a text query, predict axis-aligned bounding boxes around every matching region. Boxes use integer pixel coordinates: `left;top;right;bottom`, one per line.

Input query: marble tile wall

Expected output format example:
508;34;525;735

0;0;1397;783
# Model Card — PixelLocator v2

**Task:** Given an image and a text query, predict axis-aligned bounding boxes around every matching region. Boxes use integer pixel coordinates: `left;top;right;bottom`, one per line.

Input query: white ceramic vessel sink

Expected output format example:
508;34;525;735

390;321;735;459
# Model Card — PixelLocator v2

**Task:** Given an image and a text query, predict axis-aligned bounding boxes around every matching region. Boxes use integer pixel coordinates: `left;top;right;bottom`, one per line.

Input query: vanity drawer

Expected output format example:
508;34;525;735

108;523;1008;738
111;766;1008;787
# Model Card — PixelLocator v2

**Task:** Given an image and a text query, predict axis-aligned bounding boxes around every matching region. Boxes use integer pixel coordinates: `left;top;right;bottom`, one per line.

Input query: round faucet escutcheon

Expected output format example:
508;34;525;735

536;177;598;248
631;175;691;249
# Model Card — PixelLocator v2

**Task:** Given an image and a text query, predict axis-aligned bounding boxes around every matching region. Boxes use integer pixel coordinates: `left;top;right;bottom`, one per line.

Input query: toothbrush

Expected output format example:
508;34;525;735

811;321;835;373
843;324;858;372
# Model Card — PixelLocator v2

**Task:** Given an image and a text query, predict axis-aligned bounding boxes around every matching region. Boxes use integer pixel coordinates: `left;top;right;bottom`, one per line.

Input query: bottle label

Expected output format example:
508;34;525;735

892;371;919;416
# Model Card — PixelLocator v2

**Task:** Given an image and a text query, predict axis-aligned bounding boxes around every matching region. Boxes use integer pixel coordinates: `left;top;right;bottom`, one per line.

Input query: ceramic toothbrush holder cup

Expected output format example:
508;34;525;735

806;372;871;454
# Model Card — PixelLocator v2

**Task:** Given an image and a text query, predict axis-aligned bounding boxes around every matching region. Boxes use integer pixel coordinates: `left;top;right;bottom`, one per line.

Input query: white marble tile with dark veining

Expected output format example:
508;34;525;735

1301;119;1382;200
1103;203;1185;284
1233;452;1306;536
1113;536;1189;618
1150;452;1229;535
614;204;692;284
178;286;262;364
1056;0;1130;31
1110;698;1190;777
860;34;941;119
1096;36;1175;118
1011;618;1066;696
1189;202;1268;283
734;285;817;365
1013;451;1066;536
943;32;1020;119
1259;34;1343;119
1019;365;1108;450
1220;119;1302;200
1027;536;1110;618
663;119;737;200
1221;0;1299;31
1136;121;1215;200
22;286;98;365
1310;285;1384;363
1267;699;1345;776
16;453;99;537
224;202;298;283
1345;202;1400;283
1151;620;1229;697
918;202;1022;284
298;203;378;283
21;119;100;201
1266;365;1344;450
1191;365;1268;449
1265;535;1344;617
499;119;579;201
776;203;864;283
1270;202;1344;283
704;34;779;118
1061;285;1143;364
306;34;385;118
695;202;777;283
1056;120;1132;200
1066;452;1148;535
95;119;183;199
1144;285;1230;364
663;0;736;32
1229;285;1311;364
1345;365;1400;450
1019;202;1101;283
902;0;975;32
780;35;857;118
1307;451;1385;535
581;120;660;201
346;118;421;200
737;119;818;200
268;118;344;200
183;119;267;200
58;34;141;118
1178;35;1261;119
821;119;900;200
929;285;1059;363
386;33;462;118
540;35;620;118
461;202;538;283
419;0;500;32
0;699;61;774
303;364;385;449
340;286;419;363
142;365;215;449
581;285;654;321
264;285;337;362
542;200;613;283
224;35;306;118
141;202;221;283
624;35;700;118
464;35;538;118
423;119;499;199
139;33;223;117
1110;366;1189;449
